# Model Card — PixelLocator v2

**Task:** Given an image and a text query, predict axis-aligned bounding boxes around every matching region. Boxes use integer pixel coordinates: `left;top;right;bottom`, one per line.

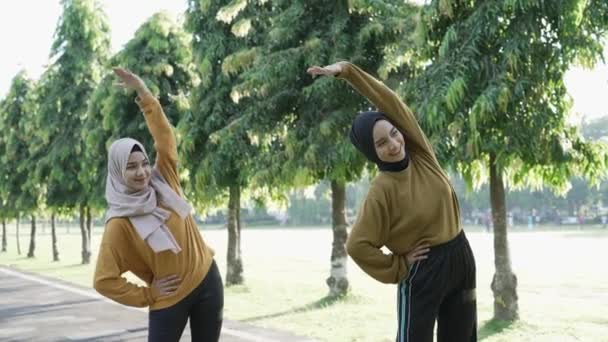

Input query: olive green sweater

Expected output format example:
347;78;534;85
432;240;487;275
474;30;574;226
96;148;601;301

93;93;215;310
342;62;462;284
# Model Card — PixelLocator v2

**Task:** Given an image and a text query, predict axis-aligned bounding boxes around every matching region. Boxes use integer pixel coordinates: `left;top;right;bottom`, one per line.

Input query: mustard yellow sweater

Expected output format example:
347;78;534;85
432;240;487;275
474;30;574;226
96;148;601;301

93;93;215;310
341;62;462;284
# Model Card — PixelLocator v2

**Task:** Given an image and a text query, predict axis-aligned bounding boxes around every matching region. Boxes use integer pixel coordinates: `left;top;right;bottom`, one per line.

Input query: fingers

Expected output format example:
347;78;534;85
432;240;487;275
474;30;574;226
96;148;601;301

306;66;320;73
410;251;429;259
154;274;181;297
112;67;132;87
112;67;148;93
411;254;428;262
158;274;179;284
156;275;180;287
306;66;328;77
406;244;431;265
163;278;181;288
112;67;129;79
113;67;130;76
112;67;137;83
158;288;177;297
410;246;430;257
161;283;179;294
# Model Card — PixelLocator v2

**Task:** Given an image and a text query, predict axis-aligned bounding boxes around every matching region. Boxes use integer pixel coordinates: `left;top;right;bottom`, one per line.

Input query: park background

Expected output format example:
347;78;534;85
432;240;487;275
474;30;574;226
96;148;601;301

1;0;608;341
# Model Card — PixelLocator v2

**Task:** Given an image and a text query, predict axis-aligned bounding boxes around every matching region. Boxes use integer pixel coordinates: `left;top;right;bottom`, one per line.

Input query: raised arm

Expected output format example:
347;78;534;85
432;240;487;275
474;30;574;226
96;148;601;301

307;62;437;163
113;68;180;189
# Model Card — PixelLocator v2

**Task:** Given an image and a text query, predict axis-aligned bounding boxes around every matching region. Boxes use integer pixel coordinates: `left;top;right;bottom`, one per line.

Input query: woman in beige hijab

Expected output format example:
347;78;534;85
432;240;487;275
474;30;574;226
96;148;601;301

93;68;223;342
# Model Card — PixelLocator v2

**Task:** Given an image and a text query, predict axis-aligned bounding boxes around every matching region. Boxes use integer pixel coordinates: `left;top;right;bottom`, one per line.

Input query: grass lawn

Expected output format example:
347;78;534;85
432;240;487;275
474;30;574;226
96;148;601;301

1;224;607;341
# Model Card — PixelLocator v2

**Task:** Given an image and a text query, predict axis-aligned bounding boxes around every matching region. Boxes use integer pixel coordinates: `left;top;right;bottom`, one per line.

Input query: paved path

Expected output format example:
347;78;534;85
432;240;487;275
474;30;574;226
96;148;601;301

0;266;317;342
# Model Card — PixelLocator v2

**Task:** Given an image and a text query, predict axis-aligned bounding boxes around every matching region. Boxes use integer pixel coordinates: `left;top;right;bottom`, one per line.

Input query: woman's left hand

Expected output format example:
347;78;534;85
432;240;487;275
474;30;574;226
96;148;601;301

406;244;430;267
306;62;347;78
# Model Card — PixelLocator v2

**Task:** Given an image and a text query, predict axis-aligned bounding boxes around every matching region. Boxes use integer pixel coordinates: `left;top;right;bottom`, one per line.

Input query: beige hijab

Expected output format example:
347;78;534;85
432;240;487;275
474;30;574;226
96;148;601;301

104;138;191;254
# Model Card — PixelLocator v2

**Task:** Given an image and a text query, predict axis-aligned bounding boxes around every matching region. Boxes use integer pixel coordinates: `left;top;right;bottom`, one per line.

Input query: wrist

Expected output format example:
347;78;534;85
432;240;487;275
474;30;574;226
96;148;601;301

136;86;151;96
144;286;159;305
150;286;160;300
135;88;154;103
335;61;350;78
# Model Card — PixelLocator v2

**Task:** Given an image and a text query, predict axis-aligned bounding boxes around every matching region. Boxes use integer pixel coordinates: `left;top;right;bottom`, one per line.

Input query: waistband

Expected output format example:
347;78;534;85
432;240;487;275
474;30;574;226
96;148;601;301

427;230;467;257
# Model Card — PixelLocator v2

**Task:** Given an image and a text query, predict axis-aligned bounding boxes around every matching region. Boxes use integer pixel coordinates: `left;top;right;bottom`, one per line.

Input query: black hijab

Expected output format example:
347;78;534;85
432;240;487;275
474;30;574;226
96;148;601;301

349;111;409;172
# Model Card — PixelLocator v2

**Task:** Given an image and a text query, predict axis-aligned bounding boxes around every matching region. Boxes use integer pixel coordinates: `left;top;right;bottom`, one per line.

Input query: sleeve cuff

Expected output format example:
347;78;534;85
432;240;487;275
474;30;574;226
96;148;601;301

336;61;353;80
397;255;410;283
143;287;156;306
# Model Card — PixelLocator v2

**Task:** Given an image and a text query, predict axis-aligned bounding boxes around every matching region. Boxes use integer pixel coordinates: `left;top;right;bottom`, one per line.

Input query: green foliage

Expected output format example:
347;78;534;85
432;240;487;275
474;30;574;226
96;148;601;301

83;11;197;210
406;0;608;192
0;72;38;218
233;0;421;191
180;0;268;210
32;0;111;212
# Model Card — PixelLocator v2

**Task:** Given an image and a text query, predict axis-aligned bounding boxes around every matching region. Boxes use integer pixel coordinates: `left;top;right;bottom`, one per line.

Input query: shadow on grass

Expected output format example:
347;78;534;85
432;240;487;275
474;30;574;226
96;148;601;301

478;318;515;340
241;294;347;323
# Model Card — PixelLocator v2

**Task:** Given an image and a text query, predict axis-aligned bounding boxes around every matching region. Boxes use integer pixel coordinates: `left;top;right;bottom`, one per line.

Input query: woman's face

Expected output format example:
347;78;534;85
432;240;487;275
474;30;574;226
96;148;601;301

124;151;151;192
372;120;406;163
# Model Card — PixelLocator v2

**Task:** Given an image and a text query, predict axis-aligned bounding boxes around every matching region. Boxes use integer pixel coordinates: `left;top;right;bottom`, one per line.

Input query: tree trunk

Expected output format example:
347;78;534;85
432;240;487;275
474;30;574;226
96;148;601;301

226;184;244;286
79;204;91;264
327;180;349;298
489;153;518;320
16;215;21;255
1;219;6;252
86;206;92;244
27;214;36;258
51;213;59;262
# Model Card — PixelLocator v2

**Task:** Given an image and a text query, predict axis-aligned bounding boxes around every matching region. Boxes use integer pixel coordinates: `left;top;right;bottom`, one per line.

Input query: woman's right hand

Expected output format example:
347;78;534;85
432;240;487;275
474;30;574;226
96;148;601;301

306;62;347;78
151;274;181;298
406;244;430;267
113;67;149;95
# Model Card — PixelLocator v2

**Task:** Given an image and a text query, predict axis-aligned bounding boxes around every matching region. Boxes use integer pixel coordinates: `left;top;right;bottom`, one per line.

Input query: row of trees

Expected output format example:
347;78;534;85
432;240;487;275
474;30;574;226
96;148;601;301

286;173;608;226
408;0;608;320
1;0;608;321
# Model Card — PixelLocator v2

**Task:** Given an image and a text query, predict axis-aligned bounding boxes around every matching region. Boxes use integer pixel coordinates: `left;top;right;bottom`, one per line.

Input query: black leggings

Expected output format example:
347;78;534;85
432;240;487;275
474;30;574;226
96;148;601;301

397;231;477;342
148;261;224;342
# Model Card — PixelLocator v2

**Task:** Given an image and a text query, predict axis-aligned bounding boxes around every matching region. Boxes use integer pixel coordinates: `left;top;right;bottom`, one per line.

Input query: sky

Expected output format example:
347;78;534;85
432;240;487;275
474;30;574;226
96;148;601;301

0;0;186;95
0;0;606;122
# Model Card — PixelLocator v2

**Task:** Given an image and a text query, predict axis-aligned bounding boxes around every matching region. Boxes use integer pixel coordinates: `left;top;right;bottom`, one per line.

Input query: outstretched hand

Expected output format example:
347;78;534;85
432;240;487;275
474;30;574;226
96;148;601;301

306;62;346;78
113;67;148;94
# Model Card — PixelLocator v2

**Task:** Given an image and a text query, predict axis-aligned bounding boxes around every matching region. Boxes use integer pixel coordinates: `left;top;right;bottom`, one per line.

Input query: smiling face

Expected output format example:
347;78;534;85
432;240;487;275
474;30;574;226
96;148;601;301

372;120;406;163
123;151;151;192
